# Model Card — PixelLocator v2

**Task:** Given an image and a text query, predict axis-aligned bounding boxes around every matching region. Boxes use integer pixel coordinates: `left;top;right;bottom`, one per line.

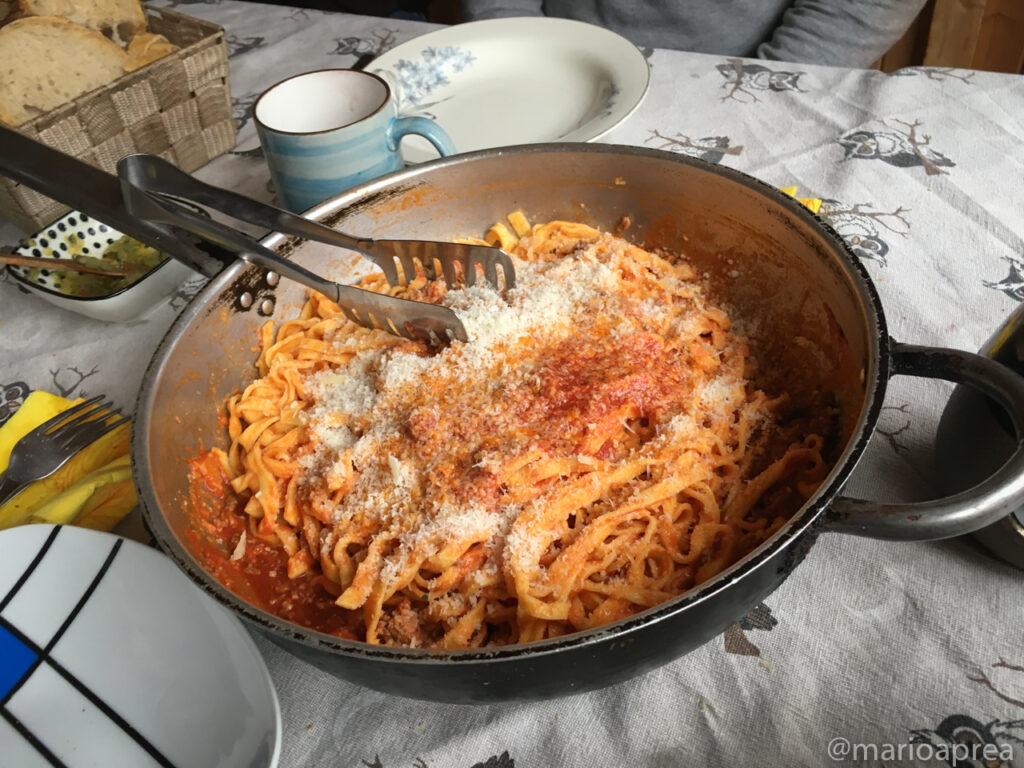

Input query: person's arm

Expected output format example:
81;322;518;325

757;0;929;68
461;0;543;21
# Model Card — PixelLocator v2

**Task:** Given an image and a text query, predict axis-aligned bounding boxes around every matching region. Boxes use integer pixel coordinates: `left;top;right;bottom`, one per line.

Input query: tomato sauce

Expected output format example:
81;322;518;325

186;452;359;639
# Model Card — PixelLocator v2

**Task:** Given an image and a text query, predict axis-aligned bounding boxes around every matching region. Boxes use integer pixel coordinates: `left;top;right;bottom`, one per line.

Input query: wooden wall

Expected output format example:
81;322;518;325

877;0;1024;74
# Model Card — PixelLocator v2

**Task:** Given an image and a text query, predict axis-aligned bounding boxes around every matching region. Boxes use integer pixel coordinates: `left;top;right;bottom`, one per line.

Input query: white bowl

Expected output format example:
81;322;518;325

6;210;196;323
0;524;280;767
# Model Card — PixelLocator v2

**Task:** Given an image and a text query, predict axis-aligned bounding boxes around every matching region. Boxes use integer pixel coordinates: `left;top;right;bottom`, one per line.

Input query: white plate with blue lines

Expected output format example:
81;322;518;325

371;17;650;164
0;524;280;768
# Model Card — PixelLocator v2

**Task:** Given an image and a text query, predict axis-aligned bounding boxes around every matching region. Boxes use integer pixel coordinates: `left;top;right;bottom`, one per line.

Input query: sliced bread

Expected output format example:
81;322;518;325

17;0;145;46
124;30;178;72
0;16;127;126
0;2;17;26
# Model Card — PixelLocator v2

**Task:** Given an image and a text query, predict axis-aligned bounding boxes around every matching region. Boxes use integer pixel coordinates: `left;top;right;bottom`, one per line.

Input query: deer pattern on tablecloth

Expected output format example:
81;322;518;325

986;258;1024;303
0;369;107;427
231;94;257;134
969;658;1024;711
168;275;208;312
362;752;515;768
467;755;515;768
643;130;744;164
904;658;1024;765
877;404;914;455
0;381;30;426
331;27;400;59
817;199;911;268
837;119;955;176
48;366;100;399
723;601;777;657
226;34;265;58
717;59;806;103
910;715;1023;766
888;67;976;84
230;92;268;158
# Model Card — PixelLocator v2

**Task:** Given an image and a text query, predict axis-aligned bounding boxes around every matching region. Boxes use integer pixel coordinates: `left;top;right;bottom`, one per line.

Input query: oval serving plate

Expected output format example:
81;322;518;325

371;17;650;163
0;524;280;768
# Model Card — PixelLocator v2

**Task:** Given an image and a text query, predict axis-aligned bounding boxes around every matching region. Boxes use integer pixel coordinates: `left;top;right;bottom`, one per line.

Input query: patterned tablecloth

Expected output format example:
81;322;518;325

2;2;1023;766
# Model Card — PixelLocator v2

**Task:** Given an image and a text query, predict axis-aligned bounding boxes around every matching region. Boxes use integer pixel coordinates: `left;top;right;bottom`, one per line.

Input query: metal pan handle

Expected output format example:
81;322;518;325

826;342;1024;540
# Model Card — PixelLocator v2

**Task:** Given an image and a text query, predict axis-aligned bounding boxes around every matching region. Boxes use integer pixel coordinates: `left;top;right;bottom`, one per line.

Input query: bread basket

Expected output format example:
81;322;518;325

0;5;235;233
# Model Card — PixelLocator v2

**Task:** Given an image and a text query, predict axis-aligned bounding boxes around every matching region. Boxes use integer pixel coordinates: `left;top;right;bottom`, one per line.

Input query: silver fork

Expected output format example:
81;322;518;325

0;395;130;505
117;154;517;344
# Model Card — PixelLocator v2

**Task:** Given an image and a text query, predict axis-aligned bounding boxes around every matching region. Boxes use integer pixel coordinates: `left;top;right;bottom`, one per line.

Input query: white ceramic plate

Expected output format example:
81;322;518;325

371;17;650;164
6;210;196;323
0;524;280;768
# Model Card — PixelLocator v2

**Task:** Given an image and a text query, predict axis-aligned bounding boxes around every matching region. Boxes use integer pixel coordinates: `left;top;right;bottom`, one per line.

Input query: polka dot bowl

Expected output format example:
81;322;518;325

6;210;195;323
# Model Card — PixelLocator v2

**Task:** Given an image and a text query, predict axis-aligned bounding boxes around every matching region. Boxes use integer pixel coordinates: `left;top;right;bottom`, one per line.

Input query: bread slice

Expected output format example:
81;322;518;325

0;1;18;26
0;16;127;126
18;0;145;46
124;30;178;72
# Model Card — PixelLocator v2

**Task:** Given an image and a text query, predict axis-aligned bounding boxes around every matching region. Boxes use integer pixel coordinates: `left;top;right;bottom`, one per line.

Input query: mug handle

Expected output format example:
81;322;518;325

825;342;1024;540
387;117;456;158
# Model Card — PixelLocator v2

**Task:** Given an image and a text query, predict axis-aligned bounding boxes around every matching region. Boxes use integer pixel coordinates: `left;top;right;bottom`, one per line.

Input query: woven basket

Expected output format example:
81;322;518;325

0;6;235;233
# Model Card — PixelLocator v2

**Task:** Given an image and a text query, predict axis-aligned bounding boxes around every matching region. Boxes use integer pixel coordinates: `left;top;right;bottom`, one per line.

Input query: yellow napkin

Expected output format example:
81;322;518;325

779;186;823;214
0;391;135;531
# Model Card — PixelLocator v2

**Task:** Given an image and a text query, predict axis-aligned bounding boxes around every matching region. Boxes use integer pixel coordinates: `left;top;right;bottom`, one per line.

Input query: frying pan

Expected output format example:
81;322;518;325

129;144;1024;703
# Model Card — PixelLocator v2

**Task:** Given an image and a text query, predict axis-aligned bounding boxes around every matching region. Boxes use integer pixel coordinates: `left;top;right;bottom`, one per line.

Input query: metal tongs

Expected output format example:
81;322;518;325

117;154;516;343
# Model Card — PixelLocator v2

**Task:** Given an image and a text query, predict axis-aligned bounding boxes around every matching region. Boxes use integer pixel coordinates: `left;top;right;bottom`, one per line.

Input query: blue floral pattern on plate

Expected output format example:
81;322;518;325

393;46;476;109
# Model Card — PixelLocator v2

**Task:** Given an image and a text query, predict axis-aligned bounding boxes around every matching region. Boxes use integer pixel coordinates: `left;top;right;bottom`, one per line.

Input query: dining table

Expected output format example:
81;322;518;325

2;1;1023;766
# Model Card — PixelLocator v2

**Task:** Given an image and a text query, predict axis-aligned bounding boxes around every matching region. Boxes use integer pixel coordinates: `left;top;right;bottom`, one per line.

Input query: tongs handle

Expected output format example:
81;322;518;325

117;155;469;343
118;153;381;262
0;126;235;279
118;157;348;305
117;153;515;292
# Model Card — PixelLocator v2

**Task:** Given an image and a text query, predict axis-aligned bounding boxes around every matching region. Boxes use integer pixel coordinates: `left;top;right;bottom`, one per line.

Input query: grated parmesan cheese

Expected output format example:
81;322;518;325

230;530;246;561
292;229;758;579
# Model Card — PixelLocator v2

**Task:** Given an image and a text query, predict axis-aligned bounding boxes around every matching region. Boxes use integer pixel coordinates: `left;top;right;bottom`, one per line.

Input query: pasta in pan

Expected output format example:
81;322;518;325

190;215;834;648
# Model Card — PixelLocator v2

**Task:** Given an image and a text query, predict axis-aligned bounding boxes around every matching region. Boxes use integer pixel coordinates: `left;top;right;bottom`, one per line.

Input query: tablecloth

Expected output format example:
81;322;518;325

1;2;1023;766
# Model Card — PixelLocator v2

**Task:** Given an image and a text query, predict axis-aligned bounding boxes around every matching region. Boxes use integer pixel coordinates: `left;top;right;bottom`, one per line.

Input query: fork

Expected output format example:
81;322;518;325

0;395;130;506
117;154;517;344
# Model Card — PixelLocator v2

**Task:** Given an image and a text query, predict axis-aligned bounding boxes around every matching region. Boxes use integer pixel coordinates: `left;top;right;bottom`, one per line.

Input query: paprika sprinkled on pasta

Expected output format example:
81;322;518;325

191;216;834;648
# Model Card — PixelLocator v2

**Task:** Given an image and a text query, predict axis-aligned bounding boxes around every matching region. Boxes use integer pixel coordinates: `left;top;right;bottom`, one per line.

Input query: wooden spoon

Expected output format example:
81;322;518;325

0;252;132;277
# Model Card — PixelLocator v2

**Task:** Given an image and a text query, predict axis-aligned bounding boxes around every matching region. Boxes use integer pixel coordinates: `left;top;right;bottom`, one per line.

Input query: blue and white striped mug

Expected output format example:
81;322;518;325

253;69;455;212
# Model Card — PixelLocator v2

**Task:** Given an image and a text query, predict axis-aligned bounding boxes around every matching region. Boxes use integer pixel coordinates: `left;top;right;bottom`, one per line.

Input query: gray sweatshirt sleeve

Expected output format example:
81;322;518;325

756;0;929;68
462;0;543;20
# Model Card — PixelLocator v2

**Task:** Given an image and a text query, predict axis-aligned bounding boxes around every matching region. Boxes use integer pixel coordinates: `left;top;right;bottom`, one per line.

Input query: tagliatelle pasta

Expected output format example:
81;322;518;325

189;215;834;649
